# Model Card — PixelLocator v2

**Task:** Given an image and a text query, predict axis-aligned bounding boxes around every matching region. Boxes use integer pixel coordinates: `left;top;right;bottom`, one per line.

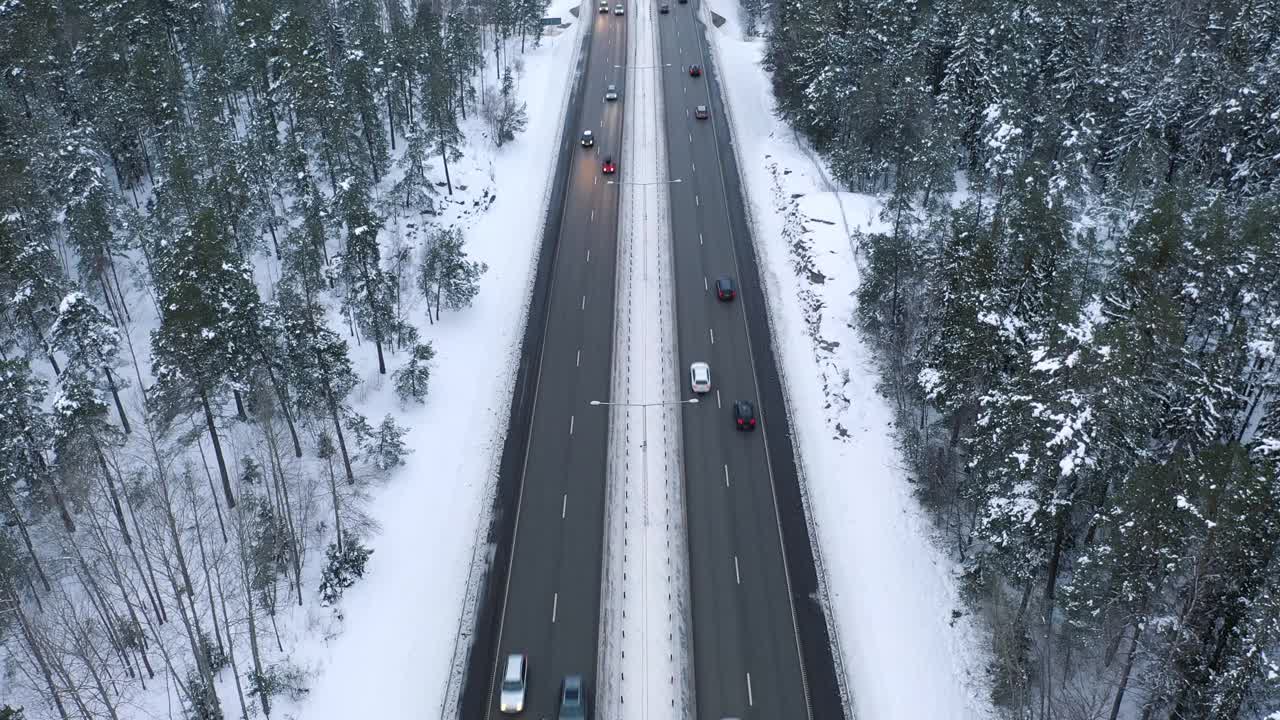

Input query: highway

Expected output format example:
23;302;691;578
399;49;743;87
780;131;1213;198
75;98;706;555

656;2;818;719
480;5;627;719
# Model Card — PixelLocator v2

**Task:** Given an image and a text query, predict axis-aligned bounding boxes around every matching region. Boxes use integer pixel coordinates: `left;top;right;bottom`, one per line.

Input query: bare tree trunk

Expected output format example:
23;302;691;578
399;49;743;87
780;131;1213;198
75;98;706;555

233;507;270;718
200;388;237;509
3;486;52;590
214;558;251;720
194;432;230;543
266;430;304;607
185;470;227;661
322;373;356;484
96;445;133;544
326;451;344;553
103;365;131;434
123;483;168;625
86;506;155;679
10;587;72;720
1108;617;1144;720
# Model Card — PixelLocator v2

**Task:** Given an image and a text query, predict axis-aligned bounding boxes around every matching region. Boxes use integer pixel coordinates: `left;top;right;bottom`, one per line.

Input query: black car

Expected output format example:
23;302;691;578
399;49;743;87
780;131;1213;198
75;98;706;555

581;130;595;147
733;400;757;431
689;64;702;77
715;275;736;301
559;674;587;719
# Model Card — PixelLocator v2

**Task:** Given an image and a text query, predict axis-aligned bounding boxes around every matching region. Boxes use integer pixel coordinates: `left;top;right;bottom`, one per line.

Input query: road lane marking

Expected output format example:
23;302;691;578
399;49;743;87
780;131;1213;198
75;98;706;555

699;232;703;245
709;328;715;344
587;248;591;263
570;415;575;435
747;673;754;706
581;295;586;310
695;194;700;206
595;175;599;185
552;592;559;623
689;132;693;143
704;277;708;291
692;161;696;173
562;494;568;518
735;555;741;584
576;349;581;367
591;209;595;222
716;390;722;409
724;463;730;486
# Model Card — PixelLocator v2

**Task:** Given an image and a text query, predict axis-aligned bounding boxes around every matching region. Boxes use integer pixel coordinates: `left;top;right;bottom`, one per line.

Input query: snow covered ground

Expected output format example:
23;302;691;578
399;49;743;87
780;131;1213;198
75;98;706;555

700;2;1000;718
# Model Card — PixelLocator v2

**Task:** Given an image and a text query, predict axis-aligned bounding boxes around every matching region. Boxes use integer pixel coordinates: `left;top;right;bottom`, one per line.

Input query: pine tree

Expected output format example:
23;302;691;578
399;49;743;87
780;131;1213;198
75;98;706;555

150;210;265;509
393;342;436;404
336;175;396;374
50;293;130;433
417;226;488;322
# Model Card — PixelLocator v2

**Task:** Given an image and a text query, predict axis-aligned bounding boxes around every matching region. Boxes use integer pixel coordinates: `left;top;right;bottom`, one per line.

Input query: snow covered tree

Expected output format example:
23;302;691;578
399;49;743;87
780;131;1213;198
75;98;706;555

50;293;130;433
318;538;373;606
362;415;408;472
393;342;436;404
150;209;265;509
417;226;488;322
483;65;530;147
336;174;396;374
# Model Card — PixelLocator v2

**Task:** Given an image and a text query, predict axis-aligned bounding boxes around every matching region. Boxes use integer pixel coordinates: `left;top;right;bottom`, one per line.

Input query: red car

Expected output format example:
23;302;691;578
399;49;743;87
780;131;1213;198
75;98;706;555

602;156;617;174
689;64;702;77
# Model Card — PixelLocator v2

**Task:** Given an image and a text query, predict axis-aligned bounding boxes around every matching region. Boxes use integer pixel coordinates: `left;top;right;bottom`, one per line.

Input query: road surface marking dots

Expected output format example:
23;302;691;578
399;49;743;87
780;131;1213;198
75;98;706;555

709;328;715;344
562;494;568;519
552;592;559;623
724;463;730;486
747;673;754;706
570;415;575;435
735;555;741;584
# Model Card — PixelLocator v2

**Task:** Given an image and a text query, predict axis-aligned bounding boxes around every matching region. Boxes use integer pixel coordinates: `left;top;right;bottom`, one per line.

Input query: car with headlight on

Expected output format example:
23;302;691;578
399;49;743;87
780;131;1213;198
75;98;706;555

499;653;526;714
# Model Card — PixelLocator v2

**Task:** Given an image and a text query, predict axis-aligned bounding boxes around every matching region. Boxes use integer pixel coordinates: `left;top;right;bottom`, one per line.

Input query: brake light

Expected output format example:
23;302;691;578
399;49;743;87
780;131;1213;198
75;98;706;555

750;418;756;426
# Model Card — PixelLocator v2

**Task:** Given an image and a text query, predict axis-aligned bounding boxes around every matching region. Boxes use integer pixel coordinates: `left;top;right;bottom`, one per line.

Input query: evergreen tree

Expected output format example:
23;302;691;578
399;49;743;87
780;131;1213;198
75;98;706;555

417;226;488;322
50;292;130;433
392;342;436;404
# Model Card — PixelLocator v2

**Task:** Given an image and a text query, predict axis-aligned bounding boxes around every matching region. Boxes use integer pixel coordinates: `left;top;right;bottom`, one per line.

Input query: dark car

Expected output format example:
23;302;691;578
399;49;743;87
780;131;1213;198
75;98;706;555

558;674;587;720
602;156;617;174
694;104;709;119
715;275;735;301
689;64;702;77
660;2;670;11
581;130;595;147
734;400;757;431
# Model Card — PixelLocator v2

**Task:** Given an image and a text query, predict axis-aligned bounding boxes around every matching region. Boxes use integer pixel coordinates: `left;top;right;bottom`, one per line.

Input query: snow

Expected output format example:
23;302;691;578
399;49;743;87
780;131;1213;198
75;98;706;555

596;0;690;716
701;2;1000;718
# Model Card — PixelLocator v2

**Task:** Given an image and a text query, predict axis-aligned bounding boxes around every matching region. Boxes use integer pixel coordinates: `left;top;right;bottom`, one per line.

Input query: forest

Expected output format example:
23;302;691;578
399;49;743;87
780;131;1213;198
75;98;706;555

759;0;1280;717
0;0;542;716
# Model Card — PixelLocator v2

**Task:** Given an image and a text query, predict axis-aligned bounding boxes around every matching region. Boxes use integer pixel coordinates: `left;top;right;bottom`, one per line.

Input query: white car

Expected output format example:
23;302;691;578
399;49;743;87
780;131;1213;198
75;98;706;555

689;362;711;394
499;653;526;714
605;84;619;101
613;3;624;13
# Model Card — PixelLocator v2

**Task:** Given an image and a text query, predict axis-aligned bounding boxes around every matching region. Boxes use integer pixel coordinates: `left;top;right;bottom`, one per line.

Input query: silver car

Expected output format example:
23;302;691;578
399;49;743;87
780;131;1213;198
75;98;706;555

605;84;619;101
499;653;526;714
690;362;711;394
613;3;624;13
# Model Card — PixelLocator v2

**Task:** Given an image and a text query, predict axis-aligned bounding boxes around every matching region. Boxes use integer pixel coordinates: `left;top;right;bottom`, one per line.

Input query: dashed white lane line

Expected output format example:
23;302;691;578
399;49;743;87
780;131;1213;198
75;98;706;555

692;161;696;173
689;132;693;143
699;232;704;245
576;349;581;367
716;389;722;409
570;415;575;435
724;463;730;486
747;673;754;706
587;248;592;263
591;209;596;222
562;493;568;519
552;592;559;623
581;295;587;310
709;328;715;344
695;194;700;206
703;277;708;291
734;555;741;584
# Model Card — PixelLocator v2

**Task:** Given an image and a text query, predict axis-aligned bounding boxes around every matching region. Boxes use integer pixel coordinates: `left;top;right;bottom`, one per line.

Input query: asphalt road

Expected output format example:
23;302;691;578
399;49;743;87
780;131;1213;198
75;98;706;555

656;3;818;719
482;6;628;719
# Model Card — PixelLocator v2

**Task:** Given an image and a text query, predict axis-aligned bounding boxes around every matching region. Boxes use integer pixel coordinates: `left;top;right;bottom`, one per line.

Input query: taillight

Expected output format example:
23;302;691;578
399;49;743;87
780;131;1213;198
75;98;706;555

750;418;756;426
737;418;743;425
